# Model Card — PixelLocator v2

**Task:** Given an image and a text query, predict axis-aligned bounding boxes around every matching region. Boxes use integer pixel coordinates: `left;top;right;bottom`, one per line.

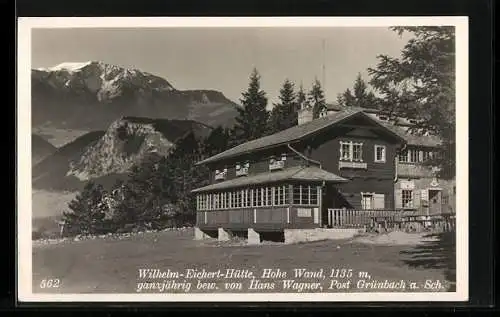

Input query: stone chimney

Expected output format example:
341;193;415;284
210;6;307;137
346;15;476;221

298;107;313;125
297;100;314;125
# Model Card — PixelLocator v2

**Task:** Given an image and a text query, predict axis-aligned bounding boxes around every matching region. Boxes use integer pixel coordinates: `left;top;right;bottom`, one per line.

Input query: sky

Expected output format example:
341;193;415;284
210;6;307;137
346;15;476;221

31;27;410;106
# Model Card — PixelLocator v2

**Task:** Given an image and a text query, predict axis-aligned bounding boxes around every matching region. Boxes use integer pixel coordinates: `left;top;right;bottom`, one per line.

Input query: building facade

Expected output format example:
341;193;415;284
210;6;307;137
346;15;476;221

323;104;456;223
192;104;455;241
192;107;442;241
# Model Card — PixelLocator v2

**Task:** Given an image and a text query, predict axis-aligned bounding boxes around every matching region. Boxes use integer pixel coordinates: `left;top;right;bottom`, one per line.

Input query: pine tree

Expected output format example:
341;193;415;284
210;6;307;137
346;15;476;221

368;26;455;178
337;73;378;109
337;88;356;108
62;181;107;236
201;126;230;158
159;132;209;226
296;83;307;109
268;79;298;133
232;68;269;144
307;79;327;119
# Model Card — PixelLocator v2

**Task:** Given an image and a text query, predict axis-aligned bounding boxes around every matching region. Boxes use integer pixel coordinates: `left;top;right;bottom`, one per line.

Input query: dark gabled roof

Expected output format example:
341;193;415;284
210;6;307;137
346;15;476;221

191;166;348;193
326;103;343;111
196;107;406;165
373;118;442;147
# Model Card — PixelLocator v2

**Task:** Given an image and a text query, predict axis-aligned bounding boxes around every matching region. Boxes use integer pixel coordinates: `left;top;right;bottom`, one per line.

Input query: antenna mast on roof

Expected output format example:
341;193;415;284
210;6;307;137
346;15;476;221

322;39;326;94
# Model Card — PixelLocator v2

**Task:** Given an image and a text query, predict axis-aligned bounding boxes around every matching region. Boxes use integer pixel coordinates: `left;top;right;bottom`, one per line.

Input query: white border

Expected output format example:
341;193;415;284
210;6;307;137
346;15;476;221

17;17;469;303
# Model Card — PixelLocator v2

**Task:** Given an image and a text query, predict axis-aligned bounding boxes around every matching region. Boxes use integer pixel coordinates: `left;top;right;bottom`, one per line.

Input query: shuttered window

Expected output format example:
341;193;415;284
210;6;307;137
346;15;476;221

374;194;385;209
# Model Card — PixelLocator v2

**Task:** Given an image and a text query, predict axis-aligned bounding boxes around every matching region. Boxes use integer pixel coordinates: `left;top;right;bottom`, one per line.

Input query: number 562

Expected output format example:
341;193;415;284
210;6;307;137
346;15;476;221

39;279;60;288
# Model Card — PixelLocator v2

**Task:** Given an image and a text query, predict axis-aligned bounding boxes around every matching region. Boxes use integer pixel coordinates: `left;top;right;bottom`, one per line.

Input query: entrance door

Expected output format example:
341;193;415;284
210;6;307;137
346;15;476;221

428;190;442;215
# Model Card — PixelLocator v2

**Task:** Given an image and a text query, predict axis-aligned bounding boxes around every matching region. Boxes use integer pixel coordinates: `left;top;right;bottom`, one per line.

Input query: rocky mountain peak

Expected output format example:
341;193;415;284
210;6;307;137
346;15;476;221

65;116;212;181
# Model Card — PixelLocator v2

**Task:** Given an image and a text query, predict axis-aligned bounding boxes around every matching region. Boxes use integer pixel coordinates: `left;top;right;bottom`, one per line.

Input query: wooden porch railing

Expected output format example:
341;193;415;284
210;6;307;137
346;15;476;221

326;208;434;228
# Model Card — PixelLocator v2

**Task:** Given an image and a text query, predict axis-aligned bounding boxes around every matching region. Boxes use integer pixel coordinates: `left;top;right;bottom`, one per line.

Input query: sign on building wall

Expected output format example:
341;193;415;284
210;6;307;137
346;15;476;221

297;208;312;217
400;180;415;190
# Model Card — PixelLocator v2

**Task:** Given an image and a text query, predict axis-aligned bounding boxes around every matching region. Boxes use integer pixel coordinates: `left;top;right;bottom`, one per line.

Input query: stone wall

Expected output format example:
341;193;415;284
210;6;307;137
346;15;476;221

284;228;365;244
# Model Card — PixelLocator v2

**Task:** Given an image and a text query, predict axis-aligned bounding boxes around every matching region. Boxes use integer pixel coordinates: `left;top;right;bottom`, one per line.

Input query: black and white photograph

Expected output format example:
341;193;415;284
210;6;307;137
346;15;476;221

17;17;468;302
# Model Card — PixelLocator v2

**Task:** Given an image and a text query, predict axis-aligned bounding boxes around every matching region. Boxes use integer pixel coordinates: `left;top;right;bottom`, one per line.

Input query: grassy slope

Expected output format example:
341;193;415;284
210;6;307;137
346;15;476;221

32;229;453;294
32;190;77;219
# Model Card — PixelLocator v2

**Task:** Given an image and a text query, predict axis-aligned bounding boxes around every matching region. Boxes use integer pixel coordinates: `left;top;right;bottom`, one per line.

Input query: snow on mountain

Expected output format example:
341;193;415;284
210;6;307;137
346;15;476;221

45;61;94;73
32;61;239;131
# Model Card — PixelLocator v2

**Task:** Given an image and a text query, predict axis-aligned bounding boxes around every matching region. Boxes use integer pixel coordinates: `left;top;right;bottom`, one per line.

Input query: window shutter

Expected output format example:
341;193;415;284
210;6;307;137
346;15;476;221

374;194;385;209
420;189;429;206
413;190;421;209
395;189;402;209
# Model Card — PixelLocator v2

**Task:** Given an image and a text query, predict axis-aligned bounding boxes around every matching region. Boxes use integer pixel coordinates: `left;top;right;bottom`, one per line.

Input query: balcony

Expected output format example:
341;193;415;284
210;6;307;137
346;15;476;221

214;169;227;181
338;161;367;169
269;160;285;171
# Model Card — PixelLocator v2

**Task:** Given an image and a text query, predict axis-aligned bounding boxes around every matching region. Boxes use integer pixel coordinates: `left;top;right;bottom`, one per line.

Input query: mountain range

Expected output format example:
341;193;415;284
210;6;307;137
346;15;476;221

32;117;212;192
32;61;239;131
31;61;238;194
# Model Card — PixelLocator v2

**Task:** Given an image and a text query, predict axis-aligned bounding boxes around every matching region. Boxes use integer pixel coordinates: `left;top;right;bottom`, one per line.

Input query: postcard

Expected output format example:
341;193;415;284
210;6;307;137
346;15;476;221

17;16;469;302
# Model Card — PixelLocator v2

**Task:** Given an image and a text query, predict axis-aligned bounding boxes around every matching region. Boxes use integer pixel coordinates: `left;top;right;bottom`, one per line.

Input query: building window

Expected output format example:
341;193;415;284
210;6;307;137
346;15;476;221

402;189;414;208
442;195;449;205
271;185;289;206
352;143;363;161
254;188;262;207
236;191;242;208
283;185;288;205
293;185;302;204
399;148;425;163
292;185;319;205
340;141;363;162
265;187;272;206
240;190;246;208
399;150;408;162
214;193;219;210
422;151;431;162
361;193;385;209
245;189;251;207
374;145;386;163
340;142;351;160
361;193;373;210
409;149;419;163
310;186;318;205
